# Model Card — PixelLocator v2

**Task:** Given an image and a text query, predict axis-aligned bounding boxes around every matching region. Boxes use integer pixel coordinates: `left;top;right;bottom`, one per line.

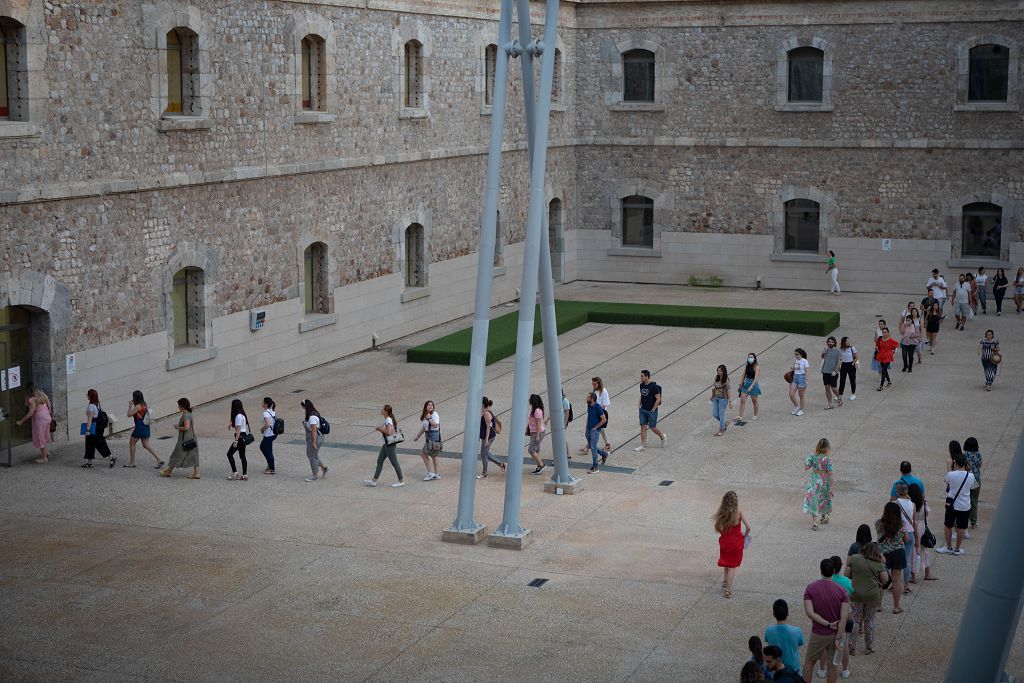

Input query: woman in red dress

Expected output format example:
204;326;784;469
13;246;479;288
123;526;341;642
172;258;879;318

714;490;752;598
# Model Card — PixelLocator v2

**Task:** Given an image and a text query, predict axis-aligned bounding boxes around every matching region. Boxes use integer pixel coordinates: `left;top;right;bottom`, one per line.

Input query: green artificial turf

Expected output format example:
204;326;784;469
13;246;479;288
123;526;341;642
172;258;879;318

406;299;840;366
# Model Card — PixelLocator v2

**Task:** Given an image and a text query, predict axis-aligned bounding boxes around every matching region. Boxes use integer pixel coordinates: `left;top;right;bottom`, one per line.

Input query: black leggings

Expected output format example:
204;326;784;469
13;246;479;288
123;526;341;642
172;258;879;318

838;361;857;395
84;434;111;460
994;289;1005;313
227;441;248;475
900;344;915;371
879;362;892;387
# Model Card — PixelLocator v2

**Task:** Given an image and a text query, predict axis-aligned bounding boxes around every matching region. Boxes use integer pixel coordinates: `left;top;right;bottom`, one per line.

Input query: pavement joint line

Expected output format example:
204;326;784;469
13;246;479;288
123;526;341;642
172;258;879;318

286;439;638;474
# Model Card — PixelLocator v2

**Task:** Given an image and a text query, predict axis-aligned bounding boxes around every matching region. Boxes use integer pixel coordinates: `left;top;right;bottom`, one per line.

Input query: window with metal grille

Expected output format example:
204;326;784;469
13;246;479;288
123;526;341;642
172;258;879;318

165;28;199;115
301;35;326;111
304;242;329;313
404;40;423;108
787;47;824;102
623;49;655;102
404;224;426;287
171;267;205;348
968;44;1009;102
484;44;497;106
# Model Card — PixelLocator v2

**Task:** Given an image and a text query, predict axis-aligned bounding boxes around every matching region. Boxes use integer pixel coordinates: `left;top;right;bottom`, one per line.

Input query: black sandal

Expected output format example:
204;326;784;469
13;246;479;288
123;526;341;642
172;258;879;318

81;463;93;468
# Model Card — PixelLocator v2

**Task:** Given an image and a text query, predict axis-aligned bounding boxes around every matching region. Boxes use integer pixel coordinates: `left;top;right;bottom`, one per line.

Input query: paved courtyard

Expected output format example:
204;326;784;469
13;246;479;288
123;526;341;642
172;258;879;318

1;282;1021;682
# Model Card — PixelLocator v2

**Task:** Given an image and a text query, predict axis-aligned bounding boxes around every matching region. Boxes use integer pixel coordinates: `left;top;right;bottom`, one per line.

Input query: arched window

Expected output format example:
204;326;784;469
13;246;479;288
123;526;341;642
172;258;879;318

784;199;821;252
552;48;563;104
0;17;25;121
301;35;326;111
969;44;1010;102
962;202;1002;258
171;267;206;348
787;47;824;103
404;40;423;108
404;223;426;288
493;211;503;267
484;44;497;106
623;49;655;102
303;242;329;313
621;195;654;247
165;27;199;115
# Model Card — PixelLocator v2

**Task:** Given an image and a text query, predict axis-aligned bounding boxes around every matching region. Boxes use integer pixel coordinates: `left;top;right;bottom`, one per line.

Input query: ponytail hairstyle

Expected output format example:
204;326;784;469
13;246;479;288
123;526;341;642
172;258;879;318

383;404;398;429
177;397;192;412
482;396;494;409
748;635;764;665
263;396;276;411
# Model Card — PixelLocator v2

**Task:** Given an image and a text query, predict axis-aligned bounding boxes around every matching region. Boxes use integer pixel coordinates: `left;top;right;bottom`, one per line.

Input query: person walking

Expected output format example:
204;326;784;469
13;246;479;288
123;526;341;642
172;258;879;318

1015;267;1024;313
975;267;989;314
584;392;609;473
592;377;612;451
300;399;328;482
259;397;278;475
952;273;971;331
937;450;974;556
526;394;546;475
160;398;199;479
925;303;942;354
844;542;888;656
874;329;898;390
893;482;916;591
225;399;251;481
907;483;937;582
804;438;834;530
927;268;948;313
827;250;840;295
124;390;162;468
910;307;925;365
413;400;442;481
837;338;858;403
714;490;750;599
709;364;731;436
963;437;983;531
967;272;978;317
820;337;841;409
875;502;908;613
801;558;850;683
364;405;404;487
788;348;809;416
992;268;1009;316
634;369;667;450
735;352;761;422
15;383;53;464
898;315;919;373
978;329;1001;390
477;397;504;478
81;389;114;468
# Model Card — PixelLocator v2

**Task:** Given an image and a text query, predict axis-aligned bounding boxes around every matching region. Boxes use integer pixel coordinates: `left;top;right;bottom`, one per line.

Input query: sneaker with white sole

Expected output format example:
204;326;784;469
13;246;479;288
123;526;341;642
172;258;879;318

795;409;804;416
305;475;319;482
391;481;405;488
953;548;964;555
817;665;826;679
936;545;953;554
841;670;851;679
423;474;435;481
660;435;667;448
963;529;970;538
850;394;856;400
361;480;377;487
633;445;646;452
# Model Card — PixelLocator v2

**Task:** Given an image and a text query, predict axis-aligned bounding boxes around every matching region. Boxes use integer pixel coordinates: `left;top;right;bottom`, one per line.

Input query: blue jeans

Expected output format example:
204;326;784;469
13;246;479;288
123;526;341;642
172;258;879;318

903;531;915;582
260;434;276;470
587;429;608;467
711;398;728;431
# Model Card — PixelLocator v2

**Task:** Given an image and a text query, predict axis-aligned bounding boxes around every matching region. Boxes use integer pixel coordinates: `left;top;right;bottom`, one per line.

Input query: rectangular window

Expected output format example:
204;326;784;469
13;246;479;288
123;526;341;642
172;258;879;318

962;203;1002;258
405;42;422;108
0;29;8;118
303;247;314;312
623;50;655;102
788;47;824;103
484;44;496;106
171;270;188;347
784;199;821;252
621;197;654;247
969;45;1009;102
301;37;312;110
166;30;183;114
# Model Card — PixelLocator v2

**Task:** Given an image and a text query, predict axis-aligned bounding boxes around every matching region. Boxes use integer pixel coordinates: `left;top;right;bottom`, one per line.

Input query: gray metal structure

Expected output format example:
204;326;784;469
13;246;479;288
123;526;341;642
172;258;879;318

945;427;1024;683
447;0;577;543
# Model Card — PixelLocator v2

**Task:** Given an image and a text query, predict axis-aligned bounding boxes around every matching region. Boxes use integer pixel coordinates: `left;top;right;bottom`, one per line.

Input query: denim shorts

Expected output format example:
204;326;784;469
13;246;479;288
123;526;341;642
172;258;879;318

792;373;807;388
639;408;659;428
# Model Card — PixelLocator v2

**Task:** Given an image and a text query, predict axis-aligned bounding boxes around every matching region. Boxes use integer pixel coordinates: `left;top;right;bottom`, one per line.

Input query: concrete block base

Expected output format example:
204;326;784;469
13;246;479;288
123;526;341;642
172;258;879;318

486;528;533;551
441;524;488;545
544;478;583;495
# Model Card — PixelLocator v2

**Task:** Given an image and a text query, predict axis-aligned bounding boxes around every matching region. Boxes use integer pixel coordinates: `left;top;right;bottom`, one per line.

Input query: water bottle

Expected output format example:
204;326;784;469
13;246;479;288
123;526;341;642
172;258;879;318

832;633;846;667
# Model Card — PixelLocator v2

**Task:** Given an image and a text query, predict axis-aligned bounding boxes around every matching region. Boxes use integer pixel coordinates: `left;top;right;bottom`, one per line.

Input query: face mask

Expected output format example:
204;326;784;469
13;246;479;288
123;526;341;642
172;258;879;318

747;357;754;364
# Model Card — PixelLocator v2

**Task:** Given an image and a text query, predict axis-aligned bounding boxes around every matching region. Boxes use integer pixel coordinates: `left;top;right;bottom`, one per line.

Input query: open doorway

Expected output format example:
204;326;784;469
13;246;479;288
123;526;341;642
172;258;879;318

0;305;54;456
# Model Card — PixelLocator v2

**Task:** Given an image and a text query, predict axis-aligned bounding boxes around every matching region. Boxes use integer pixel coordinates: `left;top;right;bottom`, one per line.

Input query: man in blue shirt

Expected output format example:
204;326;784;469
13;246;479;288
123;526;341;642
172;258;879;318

890;460;925;500
764;599;805;676
584;392;608;474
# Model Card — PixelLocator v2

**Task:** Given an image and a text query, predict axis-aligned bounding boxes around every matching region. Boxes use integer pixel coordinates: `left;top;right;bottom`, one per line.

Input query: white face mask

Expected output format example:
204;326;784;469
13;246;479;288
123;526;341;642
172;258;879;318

747;357;755;364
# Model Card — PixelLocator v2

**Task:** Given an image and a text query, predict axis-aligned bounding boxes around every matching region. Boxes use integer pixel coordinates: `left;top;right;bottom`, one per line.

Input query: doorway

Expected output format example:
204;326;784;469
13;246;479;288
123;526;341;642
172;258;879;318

0;305;34;451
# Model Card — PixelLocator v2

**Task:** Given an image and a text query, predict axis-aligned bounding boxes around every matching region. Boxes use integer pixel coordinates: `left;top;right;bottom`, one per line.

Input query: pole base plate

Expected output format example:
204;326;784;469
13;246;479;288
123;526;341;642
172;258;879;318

442;525;488;545
486;528;533;550
543;478;582;495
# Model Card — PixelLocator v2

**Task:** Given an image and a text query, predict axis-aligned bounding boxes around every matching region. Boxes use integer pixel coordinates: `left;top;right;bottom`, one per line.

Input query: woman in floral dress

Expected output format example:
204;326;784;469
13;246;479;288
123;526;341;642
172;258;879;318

804;437;834;530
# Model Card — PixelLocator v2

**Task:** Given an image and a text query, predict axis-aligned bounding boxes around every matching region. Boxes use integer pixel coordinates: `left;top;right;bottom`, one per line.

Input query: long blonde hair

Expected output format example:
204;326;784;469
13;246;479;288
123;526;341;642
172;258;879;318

815;438;831;455
25;383;49;406
713;491;739;534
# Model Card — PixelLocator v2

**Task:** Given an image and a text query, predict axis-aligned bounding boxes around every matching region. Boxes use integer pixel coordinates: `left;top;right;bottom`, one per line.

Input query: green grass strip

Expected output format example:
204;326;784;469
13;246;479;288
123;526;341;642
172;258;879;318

407;299;839;366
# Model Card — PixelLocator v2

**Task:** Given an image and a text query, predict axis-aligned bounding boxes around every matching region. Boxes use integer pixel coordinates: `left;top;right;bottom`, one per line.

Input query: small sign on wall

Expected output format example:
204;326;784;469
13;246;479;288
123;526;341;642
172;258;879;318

881;239;893;252
1;366;20;391
66;354;77;375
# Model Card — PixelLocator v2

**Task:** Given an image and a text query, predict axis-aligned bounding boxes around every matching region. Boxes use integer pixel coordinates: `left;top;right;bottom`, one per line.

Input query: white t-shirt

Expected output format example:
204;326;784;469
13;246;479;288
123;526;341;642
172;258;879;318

793;358;809;376
307;415;321;431
262;409;275;437
234;413;249;434
945;470;975;512
953;282;970;304
86;403;99;420
421;411;440;432
896;498;916;533
595;388;610;409
381;416;394;440
840;346;857;363
976;273;988;288
928;276;947;299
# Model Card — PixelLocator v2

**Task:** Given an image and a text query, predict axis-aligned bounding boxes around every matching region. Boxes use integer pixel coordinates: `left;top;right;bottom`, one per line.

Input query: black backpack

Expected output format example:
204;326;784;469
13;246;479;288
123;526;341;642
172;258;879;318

566;401;574;424
272;415;285;435
317;415;331;435
94;407;110;433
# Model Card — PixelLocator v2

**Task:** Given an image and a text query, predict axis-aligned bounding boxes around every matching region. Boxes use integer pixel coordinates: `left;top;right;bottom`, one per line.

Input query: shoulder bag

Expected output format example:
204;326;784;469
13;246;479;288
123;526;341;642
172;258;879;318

784;370;794;384
239;432;255;446
427;427;443;453
945;472;970;510
921;505;937;548
385;427;405;445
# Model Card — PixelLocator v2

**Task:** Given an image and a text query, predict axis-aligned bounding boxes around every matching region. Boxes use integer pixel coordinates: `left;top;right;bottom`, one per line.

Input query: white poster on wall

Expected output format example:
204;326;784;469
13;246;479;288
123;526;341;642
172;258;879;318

7;366;20;390
881;239;893;252
0;370;4;391
66;354;77;375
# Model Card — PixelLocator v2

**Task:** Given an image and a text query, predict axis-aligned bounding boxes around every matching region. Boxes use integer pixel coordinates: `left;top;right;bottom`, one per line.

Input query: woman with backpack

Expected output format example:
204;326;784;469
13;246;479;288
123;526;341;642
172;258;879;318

82;389;114;468
478;397;504;478
225;399;251;481
300;399;328;482
126;390;162;468
414;400;442;481
259;397;278;475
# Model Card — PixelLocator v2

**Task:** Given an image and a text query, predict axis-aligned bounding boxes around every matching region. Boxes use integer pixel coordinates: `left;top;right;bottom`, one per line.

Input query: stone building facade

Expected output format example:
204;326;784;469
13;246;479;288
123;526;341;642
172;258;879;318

0;0;1021;439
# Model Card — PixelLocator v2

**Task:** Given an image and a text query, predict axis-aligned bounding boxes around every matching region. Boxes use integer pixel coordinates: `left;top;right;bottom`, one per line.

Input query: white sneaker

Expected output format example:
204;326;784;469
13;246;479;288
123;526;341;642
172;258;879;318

817;665;826;679
850;394;856;400
361;479;377;487
434;473;441;479
633;445;646;452
752;415;758;420
963;529;970;538
660;435;667;448
936;545;952;554
391;481;405;488
304;476;319;482
841;670;851;679
796;409;804;416
423;474;434;481
953;548;964;556
791;407;799;415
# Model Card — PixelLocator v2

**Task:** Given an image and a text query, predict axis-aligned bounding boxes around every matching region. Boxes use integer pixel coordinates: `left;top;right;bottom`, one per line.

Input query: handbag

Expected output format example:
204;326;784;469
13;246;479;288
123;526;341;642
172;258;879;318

182;437;198;451
426;428;443;453
784;370;794;384
49;418;58;433
945;471;970;510
921;526;937;548
385;430;405;446
991;351;1002;365
239;432;255;446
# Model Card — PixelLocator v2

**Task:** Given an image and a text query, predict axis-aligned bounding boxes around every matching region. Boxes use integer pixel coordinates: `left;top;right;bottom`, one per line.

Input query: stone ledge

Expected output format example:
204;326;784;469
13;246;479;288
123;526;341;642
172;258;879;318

607;247;662;258
953;102;1019;113
609;102;666;112
774;103;835;113
947;257;1012;269
298;313;338;333
400;287;431;303
399;107;430;120
294;111;337;125
0;122;42;141
769;252;828;263
158;116;212;132
166;346;218;371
